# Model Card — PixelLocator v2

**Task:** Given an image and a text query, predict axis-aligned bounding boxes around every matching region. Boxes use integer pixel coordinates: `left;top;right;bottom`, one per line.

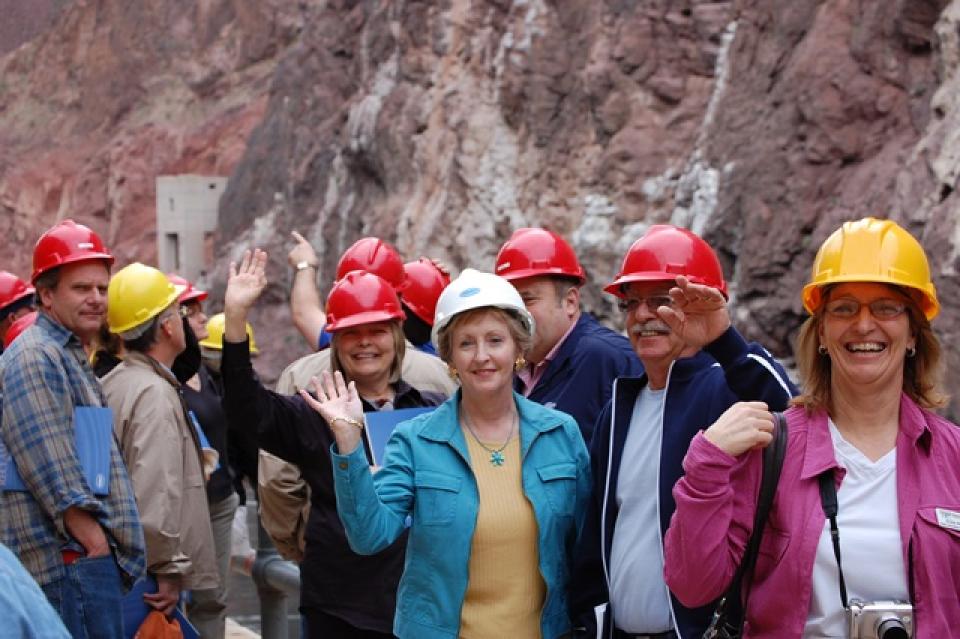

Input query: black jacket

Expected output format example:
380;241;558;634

570;327;797;638
221;338;444;633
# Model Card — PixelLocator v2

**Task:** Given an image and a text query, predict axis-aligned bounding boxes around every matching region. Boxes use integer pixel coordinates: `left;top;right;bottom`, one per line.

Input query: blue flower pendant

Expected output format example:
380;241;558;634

490;451;505;466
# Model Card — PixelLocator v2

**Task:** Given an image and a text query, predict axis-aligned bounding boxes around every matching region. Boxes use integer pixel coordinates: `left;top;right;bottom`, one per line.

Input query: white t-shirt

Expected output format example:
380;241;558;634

804;420;909;637
609;385;674;633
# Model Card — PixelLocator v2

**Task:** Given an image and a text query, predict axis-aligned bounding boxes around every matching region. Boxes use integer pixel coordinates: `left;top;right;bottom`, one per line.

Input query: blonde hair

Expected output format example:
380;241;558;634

330;320;406;384
436;307;533;364
793;285;947;412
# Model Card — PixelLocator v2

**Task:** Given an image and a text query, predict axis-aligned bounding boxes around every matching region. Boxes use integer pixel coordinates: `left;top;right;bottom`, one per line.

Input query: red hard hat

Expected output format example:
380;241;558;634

325;270;406;332
4;311;38;349
336;238;407;291
0;271;36;312
604;225;728;298
32;219;114;283
401;259;451;326
167;273;209;304
495;228;586;283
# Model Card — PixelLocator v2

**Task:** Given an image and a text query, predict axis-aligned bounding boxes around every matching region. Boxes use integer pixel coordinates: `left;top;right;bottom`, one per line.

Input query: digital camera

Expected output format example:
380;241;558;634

846;599;913;639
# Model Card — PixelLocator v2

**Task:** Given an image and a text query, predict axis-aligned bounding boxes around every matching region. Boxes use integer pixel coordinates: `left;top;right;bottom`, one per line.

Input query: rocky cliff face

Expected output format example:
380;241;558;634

0;0;311;268
3;0;960;414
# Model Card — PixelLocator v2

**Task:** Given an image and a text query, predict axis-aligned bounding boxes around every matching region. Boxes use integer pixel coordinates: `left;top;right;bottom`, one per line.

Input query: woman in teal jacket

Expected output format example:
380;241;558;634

302;269;591;639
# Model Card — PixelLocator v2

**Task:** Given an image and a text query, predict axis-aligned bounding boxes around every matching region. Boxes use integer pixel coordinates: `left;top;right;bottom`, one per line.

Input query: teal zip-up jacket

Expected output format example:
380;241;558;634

332;390;591;639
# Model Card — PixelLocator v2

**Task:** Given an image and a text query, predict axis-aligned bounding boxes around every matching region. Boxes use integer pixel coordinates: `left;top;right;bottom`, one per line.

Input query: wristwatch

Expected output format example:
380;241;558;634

295;260;318;272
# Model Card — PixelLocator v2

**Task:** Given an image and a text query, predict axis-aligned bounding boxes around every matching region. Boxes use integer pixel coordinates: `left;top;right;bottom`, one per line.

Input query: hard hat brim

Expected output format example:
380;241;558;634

802;276;939;320
31;252;115;284
497;266;586;284
325;309;405;333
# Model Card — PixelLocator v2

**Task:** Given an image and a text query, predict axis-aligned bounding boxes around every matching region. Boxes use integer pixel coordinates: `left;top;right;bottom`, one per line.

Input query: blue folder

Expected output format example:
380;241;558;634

122;575;199;639
3;406;113;495
363;407;435;465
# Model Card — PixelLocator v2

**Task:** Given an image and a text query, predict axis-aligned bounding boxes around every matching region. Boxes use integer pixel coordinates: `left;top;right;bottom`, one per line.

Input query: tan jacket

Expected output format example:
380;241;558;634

258;344;457;557
102;352;218;590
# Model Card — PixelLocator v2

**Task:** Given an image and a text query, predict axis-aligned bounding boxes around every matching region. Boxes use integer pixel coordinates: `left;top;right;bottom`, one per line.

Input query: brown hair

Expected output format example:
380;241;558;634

793;285;947;412
436;307;533;364
330;320;406;384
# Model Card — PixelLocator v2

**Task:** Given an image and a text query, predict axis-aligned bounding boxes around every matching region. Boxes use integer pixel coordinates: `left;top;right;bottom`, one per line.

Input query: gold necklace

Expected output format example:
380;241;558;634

461;409;517;467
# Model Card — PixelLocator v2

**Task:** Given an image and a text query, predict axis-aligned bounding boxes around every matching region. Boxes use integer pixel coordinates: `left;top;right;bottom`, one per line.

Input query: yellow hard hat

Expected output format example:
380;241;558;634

199;312;259;354
107;263;184;334
802;217;939;320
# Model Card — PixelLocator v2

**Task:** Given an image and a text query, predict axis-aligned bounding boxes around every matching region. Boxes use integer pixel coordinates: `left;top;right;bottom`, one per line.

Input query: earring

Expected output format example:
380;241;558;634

514;356;526;372
447;365;459;381
817;345;828;355
906;346;916;358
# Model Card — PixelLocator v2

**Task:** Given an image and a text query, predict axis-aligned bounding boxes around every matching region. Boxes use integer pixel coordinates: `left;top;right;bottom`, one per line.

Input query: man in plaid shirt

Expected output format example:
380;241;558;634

0;220;144;638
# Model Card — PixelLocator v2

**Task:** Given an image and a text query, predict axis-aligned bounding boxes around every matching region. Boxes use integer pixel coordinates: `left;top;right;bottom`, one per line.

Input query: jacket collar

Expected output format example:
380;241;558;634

418;389;566;457
798;392;932;480
123;350;180;388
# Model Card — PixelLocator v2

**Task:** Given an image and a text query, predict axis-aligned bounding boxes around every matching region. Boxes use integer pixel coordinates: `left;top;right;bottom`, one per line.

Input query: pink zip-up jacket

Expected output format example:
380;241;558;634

663;394;960;638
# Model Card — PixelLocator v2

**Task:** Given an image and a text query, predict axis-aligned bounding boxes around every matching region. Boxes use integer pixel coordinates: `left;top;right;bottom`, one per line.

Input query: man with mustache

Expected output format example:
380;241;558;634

570;225;797;639
495;228;642;443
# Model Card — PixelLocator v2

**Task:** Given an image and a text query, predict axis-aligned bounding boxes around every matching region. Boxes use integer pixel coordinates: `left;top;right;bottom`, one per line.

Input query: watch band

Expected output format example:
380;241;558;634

295;260;318;272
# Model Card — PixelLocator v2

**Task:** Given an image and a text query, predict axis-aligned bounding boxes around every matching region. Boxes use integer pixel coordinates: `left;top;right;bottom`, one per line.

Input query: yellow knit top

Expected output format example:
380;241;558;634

460;433;546;638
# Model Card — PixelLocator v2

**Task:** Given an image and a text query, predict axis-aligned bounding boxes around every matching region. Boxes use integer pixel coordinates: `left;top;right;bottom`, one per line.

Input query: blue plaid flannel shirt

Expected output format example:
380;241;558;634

0;312;145;588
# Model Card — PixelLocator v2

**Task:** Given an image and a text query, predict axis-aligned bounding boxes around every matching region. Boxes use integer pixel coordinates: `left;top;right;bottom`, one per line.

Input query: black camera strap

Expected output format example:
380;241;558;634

818;470;849;608
703;412;788;638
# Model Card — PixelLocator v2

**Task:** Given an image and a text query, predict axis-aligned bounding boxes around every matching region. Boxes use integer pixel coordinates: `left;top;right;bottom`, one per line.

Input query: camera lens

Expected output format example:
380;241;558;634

876;617;909;639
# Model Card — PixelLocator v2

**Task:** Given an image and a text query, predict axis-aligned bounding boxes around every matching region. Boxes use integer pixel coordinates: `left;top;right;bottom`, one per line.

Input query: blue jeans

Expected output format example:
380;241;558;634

42;554;124;639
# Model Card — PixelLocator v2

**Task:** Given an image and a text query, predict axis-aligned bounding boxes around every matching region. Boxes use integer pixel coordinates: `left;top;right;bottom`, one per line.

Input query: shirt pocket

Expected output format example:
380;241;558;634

912;506;960;599
414;470;462;526
537;462;578;518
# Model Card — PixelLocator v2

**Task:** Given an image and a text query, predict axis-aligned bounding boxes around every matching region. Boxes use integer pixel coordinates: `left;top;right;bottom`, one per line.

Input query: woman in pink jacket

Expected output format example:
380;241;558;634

664;217;960;638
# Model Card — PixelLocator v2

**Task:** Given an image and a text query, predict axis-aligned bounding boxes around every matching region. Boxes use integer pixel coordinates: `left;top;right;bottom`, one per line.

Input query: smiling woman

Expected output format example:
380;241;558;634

663;218;960;638
310;268;591;639
218;252;447;639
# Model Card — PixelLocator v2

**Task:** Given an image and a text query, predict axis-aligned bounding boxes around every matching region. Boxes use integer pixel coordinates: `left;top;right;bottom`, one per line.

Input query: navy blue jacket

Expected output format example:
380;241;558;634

569;326;797;639
518;313;642;444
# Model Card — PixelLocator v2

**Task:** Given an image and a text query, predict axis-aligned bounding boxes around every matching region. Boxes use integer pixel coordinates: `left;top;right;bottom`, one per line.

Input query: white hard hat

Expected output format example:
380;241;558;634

431;268;535;348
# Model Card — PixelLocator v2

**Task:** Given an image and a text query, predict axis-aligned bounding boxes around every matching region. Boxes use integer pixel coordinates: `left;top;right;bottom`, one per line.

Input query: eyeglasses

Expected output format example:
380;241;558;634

823;298;907;320
617;294;674;314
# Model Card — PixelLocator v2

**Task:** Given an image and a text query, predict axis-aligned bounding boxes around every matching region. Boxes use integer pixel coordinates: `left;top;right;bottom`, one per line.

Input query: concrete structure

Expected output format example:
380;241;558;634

156;175;226;282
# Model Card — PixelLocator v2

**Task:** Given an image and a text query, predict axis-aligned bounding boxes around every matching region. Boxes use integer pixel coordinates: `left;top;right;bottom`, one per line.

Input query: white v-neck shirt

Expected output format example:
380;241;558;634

804;419;909;637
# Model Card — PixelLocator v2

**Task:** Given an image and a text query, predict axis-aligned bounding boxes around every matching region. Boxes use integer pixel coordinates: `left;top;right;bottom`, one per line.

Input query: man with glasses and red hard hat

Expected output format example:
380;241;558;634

570;225;796;639
0;271;37;352
495;227;642;443
0;220;145;638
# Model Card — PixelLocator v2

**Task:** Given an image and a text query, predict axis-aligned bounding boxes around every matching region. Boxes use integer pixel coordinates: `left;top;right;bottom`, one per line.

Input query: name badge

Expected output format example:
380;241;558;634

935;508;960;532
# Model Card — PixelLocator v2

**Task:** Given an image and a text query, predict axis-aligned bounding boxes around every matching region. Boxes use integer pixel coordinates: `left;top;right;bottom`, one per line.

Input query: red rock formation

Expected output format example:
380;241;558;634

4;0;960;413
0;0;310;275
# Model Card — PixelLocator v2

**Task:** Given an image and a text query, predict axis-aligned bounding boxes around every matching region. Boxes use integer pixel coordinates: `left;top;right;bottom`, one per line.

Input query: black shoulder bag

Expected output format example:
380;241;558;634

703;411;789;639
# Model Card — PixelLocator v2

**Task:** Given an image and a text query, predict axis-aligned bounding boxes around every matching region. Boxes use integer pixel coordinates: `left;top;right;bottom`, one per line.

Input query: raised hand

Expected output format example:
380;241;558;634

225;249;268;313
299;370;365;455
288;231;319;269
702;401;774;457
656;275;731;351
